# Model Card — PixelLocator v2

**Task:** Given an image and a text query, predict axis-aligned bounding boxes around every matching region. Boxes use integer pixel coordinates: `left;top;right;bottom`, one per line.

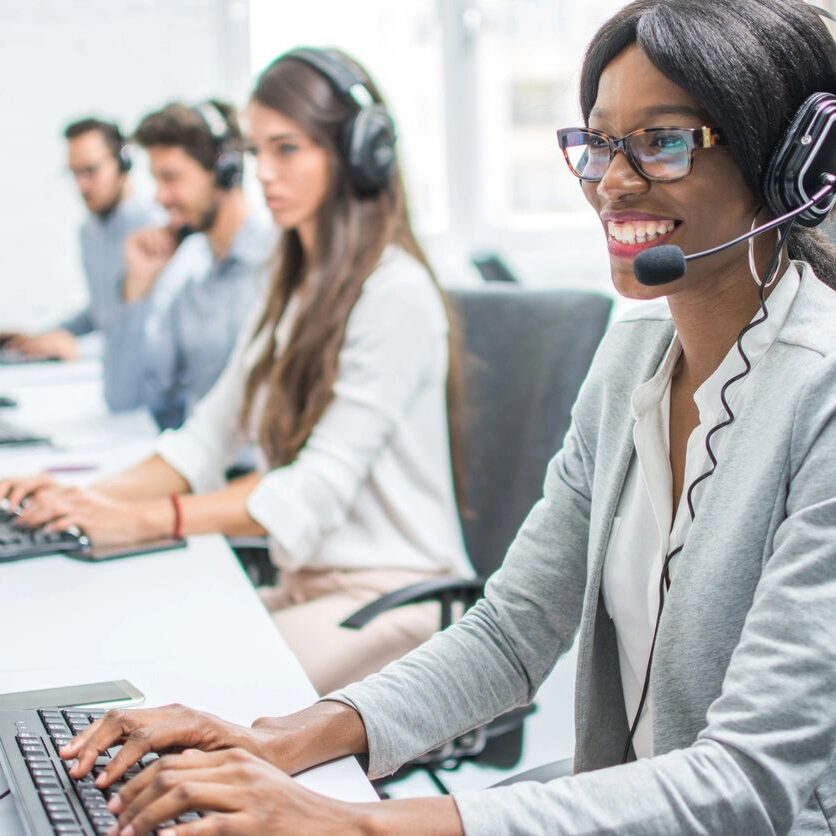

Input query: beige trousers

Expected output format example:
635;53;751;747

259;567;444;695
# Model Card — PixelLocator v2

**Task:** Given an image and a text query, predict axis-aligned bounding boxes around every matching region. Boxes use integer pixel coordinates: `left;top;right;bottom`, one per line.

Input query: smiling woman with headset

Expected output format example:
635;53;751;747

30;1;836;833
0;48;471;695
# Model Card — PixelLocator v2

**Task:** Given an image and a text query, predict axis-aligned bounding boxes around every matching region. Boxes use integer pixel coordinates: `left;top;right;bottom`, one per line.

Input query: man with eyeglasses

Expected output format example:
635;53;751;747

2;118;162;364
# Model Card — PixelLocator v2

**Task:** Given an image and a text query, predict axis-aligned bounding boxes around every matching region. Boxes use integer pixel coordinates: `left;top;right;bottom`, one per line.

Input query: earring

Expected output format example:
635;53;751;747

748;210;785;287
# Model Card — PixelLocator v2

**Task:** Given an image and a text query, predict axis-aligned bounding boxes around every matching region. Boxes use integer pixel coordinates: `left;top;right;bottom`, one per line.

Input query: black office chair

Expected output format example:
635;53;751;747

341;285;613;790
470;250;520;284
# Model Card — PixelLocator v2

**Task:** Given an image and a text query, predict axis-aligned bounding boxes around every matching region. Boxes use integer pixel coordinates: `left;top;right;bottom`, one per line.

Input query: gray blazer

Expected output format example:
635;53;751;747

333;263;836;835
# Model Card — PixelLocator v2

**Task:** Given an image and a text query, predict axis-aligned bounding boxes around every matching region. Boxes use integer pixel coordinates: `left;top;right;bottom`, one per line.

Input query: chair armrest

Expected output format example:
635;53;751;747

490;756;573;787
340;576;485;630
225;536;276;587
226;536;270;551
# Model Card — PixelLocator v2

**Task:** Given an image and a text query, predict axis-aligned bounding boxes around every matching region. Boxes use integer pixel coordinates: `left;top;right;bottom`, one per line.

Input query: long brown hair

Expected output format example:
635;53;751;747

241;49;466;503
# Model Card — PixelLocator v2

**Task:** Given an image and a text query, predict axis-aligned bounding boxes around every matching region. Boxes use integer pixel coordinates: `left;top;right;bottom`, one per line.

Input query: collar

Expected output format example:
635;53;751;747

223;211;275;267
630;261;802;423
692;261;800;422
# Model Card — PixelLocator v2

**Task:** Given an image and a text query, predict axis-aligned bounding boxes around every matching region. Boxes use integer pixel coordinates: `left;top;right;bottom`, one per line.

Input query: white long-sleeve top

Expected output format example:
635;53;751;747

601;262;801;759
157;246;471;576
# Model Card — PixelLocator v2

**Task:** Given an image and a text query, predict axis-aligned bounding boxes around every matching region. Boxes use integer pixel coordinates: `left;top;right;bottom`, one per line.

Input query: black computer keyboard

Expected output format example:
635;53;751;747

0;508;87;563
0;707;202;835
0;417;51;447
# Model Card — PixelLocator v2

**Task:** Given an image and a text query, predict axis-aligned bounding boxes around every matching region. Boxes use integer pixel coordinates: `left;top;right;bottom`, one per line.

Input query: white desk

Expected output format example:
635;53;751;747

0;536;377;832
0;363;377;833
1;358;158;481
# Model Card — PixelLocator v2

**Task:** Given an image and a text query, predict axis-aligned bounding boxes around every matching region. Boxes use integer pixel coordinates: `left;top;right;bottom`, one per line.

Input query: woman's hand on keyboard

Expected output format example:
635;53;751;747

107;748;370;836
0;473;58;510
12;484;174;546
59;704;267;788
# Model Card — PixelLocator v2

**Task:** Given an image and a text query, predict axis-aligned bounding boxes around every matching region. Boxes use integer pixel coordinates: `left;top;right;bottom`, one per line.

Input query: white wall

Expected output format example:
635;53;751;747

0;0;251;330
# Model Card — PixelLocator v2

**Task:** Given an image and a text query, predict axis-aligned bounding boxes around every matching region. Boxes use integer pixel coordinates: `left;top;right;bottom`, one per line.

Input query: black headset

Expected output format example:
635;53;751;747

763;91;836;227
281;47;397;194
192;101;244;190
763;4;836;226
104;122;132;174
116;143;132;174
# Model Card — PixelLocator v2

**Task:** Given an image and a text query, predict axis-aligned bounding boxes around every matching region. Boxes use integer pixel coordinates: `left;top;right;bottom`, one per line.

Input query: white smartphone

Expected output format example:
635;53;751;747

0;679;145;711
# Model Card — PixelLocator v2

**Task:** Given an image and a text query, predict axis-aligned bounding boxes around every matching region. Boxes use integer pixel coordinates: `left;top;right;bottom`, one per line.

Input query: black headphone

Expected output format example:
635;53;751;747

116;143;132;174
281;47;397;194
104;122;132;174
762;4;836;226
192;101;244;190
763;91;836;227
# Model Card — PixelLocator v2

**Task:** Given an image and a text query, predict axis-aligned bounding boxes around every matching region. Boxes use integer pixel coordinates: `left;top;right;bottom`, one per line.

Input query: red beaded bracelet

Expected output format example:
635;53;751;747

170;493;184;540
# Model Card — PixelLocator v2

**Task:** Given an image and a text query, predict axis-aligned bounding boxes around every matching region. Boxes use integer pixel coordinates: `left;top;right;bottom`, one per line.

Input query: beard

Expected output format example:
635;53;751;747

194;198;220;233
91;178;127;218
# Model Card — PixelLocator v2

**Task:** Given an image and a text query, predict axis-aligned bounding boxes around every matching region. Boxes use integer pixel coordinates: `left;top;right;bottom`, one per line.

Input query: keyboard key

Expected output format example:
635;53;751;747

46;807;78;825
33;777;62;791
178;811;202;822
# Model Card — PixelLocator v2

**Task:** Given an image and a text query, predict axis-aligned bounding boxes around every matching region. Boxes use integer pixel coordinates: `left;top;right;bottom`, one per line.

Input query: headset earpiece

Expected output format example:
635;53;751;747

763;91;836;227
339;104;396;193
117;145;132;174
213;149;243;190
192;102;244;191
283;47;396;194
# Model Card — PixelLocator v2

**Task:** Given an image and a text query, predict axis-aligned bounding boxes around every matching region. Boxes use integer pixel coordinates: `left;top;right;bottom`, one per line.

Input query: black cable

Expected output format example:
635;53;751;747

0;788;10;801
621;219;796;763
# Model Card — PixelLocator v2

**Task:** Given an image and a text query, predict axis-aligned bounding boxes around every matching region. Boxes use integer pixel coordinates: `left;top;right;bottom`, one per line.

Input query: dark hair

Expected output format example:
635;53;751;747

63;117;125;159
241;49;467;505
133;99;241;171
580;0;836;288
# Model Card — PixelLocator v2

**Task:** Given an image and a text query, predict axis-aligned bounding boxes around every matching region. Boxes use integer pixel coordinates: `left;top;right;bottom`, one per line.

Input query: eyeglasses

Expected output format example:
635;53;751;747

67;155;115;181
556;126;725;183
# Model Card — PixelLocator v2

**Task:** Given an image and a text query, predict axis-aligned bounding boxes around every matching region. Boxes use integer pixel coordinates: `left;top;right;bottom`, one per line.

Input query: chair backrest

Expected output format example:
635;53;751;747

449;286;612;578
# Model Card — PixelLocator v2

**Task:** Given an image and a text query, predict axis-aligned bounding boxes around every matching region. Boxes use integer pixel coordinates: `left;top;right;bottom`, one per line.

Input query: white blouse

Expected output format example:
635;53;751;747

157;246;471;577
601;263;802;759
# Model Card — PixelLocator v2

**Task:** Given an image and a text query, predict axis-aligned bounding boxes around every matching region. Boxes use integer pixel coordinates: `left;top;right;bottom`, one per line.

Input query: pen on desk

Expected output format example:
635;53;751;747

46;464;99;474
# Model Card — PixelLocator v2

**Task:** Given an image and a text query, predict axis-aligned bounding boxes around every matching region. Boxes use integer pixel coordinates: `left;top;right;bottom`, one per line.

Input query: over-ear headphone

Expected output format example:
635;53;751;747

763;91;836;227
192;101;244;190
281;47;397;194
116;140;132;174
762;5;836;226
104;122;132;174
116;146;132;174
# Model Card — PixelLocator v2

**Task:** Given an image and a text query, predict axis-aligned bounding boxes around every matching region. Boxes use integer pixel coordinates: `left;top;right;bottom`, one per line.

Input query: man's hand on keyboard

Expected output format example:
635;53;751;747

107;748;363;836
3;328;80;361
59;705;272;789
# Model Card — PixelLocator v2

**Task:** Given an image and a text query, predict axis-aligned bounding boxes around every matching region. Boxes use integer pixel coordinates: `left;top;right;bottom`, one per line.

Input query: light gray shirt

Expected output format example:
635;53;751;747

332;263;836;835
138;211;275;428
60;190;161;338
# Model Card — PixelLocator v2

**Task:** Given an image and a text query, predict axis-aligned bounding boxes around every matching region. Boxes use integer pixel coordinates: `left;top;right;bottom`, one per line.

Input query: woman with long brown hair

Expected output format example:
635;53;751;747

1;47;471;693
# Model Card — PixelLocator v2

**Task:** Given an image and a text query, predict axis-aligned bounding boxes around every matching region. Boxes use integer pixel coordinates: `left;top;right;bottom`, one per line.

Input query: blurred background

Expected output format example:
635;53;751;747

2;0;835;329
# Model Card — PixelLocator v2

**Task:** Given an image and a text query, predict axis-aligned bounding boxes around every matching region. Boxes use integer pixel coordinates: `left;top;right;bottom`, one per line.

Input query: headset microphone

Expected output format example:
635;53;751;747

634;87;836;286
635;176;836;285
